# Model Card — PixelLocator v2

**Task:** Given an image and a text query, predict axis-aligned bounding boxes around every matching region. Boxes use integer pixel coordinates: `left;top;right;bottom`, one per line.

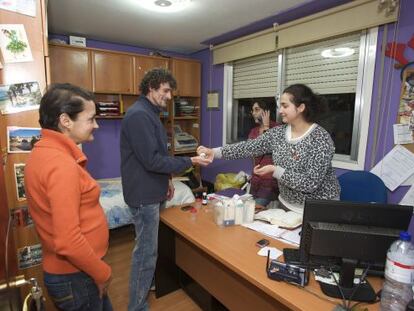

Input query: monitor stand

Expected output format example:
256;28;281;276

319;281;377;302
319;258;377;302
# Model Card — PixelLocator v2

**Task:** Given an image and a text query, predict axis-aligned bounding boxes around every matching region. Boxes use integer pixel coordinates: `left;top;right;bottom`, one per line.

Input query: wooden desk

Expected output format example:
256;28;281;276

156;205;381;311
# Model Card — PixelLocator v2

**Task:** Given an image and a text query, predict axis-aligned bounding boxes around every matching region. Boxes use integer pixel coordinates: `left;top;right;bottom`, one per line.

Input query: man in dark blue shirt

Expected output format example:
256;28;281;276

120;68;210;311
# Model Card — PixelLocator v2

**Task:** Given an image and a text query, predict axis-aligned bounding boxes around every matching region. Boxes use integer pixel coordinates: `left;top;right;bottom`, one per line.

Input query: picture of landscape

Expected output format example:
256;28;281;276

0;81;41;114
7;126;41;153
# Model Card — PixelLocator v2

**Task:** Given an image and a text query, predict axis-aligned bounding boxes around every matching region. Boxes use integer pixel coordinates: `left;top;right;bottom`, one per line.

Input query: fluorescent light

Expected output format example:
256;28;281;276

321;47;355;58
136;0;192;13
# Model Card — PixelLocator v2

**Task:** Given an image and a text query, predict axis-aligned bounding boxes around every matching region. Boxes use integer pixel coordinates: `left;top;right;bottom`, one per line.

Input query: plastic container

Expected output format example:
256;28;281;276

380;231;414;311
243;198;255;224
202;192;208;205
234;199;244;225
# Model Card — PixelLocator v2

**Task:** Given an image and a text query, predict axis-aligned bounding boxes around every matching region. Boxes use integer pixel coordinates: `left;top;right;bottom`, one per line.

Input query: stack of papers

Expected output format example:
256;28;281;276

254;209;302;229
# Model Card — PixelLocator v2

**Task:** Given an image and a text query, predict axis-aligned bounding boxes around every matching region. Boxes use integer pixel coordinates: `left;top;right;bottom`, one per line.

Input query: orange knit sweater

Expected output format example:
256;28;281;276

24;129;111;284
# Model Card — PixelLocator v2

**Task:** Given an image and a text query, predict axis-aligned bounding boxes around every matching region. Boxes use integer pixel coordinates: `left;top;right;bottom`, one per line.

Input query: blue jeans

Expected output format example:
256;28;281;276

43;271;112;311
128;202;165;311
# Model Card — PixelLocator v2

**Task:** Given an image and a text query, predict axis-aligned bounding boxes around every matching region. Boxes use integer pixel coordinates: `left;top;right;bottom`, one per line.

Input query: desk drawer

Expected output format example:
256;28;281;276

175;236;290;311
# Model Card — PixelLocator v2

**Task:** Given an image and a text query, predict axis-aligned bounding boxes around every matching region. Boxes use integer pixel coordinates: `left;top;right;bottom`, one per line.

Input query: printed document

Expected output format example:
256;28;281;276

371;145;414;191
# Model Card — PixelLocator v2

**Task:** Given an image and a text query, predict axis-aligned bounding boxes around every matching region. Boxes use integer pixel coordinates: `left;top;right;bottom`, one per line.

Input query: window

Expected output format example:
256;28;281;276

224;28;377;170
226;52;278;143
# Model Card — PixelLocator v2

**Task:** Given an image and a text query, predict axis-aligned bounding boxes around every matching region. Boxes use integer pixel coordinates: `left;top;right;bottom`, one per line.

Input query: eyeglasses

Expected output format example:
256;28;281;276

251;107;263;114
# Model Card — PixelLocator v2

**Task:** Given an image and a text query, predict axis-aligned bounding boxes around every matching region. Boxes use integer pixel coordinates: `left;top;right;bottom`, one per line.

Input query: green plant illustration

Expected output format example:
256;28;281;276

2;29;27;56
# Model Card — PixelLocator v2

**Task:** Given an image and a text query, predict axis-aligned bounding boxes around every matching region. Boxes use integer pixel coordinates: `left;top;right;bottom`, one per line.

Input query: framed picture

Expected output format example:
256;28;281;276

7;126;41;153
14;163;26;201
0;24;33;63
0;0;37;17
17;244;42;269
0;81;41;114
207;91;220;110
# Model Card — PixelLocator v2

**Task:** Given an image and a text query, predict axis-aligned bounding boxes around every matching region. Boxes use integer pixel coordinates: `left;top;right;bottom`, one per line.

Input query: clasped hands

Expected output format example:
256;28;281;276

191;146;213;166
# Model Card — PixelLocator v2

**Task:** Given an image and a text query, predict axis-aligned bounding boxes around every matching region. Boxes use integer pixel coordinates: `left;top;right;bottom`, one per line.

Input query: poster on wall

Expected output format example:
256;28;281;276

0;24;33;63
398;69;414;131
17;244;42;269
0;0;36;17
0;81;41;114
14;163;26;201
7;126;41;153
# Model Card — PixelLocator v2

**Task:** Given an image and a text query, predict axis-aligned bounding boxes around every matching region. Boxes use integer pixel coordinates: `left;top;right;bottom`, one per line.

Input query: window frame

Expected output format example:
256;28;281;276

223;27;378;170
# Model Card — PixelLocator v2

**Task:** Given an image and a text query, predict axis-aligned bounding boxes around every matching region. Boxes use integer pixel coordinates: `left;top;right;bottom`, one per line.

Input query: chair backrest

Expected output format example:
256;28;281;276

338;171;387;203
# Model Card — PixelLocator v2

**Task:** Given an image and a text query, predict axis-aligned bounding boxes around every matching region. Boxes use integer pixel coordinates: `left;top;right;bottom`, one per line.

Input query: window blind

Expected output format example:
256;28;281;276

285;32;361;94
233;52;278;99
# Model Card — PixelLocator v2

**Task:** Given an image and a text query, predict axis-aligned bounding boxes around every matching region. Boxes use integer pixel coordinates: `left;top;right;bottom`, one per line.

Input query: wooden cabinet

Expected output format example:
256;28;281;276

135;56;169;93
172;59;201;97
49;44;93;90
93;51;135;94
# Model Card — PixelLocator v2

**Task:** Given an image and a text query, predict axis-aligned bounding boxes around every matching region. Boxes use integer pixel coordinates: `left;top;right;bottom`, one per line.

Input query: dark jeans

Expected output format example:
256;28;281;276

43;271;112;311
128;201;166;311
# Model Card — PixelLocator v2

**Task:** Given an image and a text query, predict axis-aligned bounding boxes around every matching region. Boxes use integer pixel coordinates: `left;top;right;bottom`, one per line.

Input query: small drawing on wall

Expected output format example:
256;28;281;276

17;244;42;270
14;163;26;201
7;126;41;153
0;81;41;114
0;0;37;17
0;24;33;63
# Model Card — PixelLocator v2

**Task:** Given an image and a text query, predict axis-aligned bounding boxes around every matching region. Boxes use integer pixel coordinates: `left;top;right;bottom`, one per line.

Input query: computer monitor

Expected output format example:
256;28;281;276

287;199;413;302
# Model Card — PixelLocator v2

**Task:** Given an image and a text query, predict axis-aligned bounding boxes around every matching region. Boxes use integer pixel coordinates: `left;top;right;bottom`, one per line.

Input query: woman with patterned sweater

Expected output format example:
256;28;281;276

198;84;340;214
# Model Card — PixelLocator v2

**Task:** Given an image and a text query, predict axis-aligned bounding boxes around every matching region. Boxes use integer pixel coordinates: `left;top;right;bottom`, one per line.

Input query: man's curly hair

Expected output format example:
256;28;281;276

139;68;177;95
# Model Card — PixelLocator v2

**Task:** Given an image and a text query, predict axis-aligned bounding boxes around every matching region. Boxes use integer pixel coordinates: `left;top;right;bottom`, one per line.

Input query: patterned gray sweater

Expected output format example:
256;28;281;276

221;124;340;205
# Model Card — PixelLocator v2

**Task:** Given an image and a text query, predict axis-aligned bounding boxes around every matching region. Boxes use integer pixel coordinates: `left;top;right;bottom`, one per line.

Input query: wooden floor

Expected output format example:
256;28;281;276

105;225;201;311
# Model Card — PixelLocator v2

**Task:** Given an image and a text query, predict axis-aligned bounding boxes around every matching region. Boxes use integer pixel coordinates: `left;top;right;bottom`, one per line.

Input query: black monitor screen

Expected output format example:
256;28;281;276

294;199;412;302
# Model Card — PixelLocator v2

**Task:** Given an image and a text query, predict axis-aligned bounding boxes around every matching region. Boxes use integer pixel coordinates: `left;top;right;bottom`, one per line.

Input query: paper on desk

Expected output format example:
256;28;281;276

279;227;301;246
393;124;414;145
242;221;286;239
400;185;414;206
371;145;414;191
257;246;283;260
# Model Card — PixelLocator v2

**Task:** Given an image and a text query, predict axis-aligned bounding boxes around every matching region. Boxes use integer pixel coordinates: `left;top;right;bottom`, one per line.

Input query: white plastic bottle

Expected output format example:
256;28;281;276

380;231;414;311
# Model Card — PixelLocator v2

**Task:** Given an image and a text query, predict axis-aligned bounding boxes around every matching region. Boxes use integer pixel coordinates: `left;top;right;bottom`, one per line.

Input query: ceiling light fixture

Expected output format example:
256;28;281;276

154;0;172;7
136;0;192;13
321;47;355;58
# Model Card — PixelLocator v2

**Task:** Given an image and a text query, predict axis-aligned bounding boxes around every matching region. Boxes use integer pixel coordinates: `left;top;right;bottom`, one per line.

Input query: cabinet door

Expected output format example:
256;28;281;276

49;45;93;91
172;59;201;97
136;56;169;93
93;51;135;94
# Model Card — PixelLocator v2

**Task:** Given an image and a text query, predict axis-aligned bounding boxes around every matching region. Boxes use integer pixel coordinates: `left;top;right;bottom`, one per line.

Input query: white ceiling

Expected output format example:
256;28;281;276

47;0;311;54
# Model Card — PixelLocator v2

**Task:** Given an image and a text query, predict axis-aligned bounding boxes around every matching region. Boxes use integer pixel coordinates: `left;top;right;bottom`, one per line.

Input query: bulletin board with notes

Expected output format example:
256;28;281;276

396;68;414;153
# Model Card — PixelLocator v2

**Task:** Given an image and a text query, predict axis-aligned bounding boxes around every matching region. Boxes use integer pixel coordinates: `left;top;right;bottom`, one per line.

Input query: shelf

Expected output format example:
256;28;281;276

173;149;197;155
96;115;124;119
174;116;198;120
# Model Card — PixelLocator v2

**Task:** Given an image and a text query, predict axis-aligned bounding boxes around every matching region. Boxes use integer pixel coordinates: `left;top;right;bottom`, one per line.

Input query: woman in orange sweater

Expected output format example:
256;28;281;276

25;84;112;311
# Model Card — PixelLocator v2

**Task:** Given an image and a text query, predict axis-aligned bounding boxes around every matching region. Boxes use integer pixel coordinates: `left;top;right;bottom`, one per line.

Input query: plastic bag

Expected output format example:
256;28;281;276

214;171;247;191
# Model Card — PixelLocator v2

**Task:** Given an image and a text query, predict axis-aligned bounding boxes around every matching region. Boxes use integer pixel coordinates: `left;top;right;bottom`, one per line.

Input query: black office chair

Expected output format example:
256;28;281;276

338;170;387;203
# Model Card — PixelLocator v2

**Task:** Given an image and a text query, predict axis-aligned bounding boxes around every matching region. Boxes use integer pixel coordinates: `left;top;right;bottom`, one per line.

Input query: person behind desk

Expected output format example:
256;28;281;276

198;84;340;214
248;100;279;207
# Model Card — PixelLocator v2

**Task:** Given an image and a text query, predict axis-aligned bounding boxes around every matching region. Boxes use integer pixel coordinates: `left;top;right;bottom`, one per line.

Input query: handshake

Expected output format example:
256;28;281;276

190;146;215;166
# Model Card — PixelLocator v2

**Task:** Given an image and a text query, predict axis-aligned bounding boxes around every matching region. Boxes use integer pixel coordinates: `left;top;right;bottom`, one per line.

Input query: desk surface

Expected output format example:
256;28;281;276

160;205;381;311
